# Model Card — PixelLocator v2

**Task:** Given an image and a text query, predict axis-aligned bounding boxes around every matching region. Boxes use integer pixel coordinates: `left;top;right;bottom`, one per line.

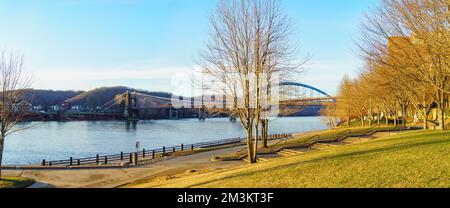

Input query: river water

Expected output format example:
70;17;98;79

3;117;327;165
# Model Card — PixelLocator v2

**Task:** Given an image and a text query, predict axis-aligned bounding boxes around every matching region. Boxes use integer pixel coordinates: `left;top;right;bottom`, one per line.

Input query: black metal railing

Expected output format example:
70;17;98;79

41;133;293;167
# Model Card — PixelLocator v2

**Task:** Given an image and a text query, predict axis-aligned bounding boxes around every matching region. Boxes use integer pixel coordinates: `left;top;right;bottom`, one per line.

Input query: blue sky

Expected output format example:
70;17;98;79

0;0;379;95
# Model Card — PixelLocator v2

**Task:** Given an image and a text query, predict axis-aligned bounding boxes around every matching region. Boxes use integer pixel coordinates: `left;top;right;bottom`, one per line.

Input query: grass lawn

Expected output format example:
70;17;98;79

127;130;450;188
0;176;35;188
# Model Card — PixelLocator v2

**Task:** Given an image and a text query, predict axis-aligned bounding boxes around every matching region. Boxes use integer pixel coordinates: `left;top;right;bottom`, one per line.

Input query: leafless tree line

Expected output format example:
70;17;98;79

334;0;449;130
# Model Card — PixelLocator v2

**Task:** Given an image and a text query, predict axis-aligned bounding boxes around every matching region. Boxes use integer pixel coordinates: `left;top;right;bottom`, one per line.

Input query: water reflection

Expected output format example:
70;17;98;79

125;121;138;131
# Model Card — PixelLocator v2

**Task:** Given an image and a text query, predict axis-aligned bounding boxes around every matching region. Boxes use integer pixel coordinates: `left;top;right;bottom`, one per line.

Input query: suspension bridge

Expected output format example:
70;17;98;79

96;82;335;121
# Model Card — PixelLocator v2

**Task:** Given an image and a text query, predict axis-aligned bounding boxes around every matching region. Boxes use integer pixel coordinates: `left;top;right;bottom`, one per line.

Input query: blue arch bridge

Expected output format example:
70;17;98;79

98;82;336;121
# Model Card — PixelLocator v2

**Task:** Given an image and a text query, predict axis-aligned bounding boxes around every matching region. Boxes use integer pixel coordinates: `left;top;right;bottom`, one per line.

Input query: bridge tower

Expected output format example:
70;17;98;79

123;90;139;121
198;95;207;121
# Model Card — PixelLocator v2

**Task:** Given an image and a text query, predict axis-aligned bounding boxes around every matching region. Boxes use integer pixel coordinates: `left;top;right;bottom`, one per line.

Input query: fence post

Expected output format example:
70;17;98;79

77;160;80;166
70;157;73;166
181;144;184;151
120;152;124;161
49;162;52;167
104;156;108;165
41;159;46;166
163;146;166;154
190;145;194;151
152;150;155;159
172;147;176;153
129;153;133;163
143;149;146;158
96;154;99;165
134;152;138;165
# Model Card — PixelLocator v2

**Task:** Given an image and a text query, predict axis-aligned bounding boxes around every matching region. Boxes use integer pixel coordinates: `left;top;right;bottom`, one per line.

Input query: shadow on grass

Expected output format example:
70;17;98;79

0;177;35;188
188;137;450;187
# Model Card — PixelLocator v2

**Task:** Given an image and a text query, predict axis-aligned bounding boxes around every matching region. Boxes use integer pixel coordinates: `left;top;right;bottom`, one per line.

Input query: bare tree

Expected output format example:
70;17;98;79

0;51;32;179
200;0;301;163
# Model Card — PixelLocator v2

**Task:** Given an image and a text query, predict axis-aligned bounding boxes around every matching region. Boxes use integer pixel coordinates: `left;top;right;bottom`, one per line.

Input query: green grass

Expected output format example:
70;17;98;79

0;177;35;188
136;130;450;188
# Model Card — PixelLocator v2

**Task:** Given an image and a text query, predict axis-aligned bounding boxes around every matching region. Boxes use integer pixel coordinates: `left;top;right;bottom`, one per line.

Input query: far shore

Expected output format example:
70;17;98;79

22;111;323;122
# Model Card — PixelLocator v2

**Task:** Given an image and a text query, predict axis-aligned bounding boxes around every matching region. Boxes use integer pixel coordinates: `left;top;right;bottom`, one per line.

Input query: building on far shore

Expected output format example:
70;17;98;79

13;100;33;112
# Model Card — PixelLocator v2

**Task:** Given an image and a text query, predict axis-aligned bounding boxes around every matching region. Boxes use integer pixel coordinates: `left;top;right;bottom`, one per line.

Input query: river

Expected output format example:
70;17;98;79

3;117;327;165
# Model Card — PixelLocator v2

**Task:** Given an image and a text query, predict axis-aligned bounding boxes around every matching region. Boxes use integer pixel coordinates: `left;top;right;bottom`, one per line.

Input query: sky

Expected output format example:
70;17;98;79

0;0;380;96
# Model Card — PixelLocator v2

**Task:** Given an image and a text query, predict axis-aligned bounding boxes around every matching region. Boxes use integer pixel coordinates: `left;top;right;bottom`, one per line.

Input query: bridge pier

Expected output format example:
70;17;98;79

229;115;237;122
169;109;179;119
198;108;206;121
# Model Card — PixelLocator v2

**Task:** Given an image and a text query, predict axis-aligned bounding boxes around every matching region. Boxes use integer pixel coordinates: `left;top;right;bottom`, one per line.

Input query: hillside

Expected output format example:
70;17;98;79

65;86;173;108
19;87;175;110
22;89;83;109
126;130;450;188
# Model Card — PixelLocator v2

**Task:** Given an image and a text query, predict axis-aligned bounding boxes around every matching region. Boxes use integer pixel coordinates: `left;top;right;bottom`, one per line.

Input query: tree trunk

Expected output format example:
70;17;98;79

0;137;4;179
439;107;446;130
329;117;332;131
438;91;446;130
246;127;255;164
261;119;269;148
402;105;407;128
252;125;259;163
377;112;381;126
361;117;365;127
385;112;389;126
423;108;430;130
260;120;265;148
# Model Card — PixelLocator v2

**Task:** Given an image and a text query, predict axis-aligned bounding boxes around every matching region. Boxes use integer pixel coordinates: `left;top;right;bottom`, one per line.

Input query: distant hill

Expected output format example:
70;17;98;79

64;86;173;108
19;87;175;110
23;90;84;109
